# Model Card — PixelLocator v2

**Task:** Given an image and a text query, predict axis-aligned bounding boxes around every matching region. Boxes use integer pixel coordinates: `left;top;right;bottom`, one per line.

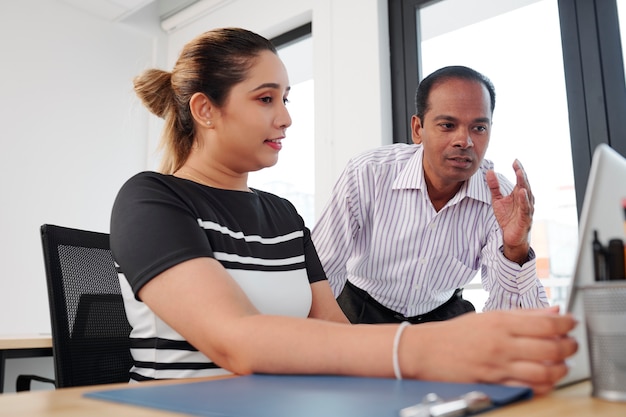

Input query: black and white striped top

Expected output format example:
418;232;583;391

111;172;325;381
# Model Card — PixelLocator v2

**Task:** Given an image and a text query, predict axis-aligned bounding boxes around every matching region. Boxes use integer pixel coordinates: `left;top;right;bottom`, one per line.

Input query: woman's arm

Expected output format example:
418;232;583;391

138;257;394;377
139;256;578;395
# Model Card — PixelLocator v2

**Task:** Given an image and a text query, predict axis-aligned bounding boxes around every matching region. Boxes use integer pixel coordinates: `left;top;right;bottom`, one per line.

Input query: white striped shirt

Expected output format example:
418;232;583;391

311;143;548;315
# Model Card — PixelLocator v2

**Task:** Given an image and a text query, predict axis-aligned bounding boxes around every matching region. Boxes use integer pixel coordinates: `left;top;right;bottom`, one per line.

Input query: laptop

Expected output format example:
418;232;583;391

557;143;626;387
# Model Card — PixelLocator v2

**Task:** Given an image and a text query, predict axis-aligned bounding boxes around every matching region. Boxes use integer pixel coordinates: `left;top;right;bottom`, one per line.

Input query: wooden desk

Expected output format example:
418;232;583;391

489;381;625;417
0;377;624;417
0;334;53;393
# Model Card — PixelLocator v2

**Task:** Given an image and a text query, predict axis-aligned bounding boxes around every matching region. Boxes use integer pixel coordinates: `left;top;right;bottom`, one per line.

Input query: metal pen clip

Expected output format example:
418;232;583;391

399;391;492;417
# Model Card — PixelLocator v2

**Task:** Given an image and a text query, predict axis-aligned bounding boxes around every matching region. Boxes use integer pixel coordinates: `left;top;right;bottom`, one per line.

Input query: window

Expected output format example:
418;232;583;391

418;0;575;310
248;24;316;227
389;0;626;310
619;0;626;77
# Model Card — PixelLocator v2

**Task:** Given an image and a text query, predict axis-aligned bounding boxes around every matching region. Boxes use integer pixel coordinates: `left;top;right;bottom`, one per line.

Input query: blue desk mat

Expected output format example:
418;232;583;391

85;374;532;417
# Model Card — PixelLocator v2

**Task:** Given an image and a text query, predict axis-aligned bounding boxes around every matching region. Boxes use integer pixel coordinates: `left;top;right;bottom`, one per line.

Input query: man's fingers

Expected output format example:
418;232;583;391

516;187;533;218
513;159;535;203
486;169;503;199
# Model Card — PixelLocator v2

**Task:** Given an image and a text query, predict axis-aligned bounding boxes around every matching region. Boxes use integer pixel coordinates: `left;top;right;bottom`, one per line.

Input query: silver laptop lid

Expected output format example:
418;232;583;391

558;143;626;387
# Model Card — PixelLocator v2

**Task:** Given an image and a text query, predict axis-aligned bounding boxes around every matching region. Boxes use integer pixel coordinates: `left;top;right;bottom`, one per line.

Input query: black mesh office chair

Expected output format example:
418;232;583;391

17;224;133;390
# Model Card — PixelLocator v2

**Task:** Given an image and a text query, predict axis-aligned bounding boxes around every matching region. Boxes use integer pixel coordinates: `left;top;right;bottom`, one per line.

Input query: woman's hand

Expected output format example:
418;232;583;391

400;307;578;395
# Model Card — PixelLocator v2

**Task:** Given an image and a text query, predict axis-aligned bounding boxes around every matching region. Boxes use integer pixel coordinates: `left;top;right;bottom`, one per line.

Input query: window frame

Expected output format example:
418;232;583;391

388;0;626;216
270;22;312;49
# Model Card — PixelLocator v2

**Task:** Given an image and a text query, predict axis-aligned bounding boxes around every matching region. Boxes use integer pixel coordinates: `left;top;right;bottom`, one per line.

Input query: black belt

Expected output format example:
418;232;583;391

337;280;475;324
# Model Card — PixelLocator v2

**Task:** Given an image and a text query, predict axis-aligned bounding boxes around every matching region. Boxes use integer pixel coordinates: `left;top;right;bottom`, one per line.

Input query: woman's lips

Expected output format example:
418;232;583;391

265;138;283;151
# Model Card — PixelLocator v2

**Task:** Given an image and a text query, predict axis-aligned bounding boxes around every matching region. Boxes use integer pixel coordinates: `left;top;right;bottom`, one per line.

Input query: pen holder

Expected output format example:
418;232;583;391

580;282;626;402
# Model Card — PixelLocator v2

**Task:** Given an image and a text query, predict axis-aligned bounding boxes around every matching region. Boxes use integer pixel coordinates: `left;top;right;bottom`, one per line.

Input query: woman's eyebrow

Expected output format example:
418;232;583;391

249;83;291;93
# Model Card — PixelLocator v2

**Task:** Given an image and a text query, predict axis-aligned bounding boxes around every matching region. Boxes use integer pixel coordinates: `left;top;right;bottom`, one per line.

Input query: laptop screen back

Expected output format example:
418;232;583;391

558;143;626;386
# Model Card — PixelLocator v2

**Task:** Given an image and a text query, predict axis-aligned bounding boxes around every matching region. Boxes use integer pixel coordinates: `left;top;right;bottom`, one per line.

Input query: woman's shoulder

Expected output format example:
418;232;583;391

123;170;169;184
114;172;188;208
251;188;299;211
118;171;182;192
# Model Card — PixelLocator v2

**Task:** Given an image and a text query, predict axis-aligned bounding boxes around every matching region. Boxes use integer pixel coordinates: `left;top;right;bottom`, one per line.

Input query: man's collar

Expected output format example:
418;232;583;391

392;145;425;191
392;145;492;205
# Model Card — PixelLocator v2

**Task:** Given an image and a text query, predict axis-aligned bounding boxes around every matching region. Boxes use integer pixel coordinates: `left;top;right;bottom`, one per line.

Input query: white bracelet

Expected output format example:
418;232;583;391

393;321;411;380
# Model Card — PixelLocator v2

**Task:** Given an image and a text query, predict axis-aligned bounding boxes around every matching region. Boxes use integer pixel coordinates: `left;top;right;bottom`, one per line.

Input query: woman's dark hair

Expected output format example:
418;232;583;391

133;27;277;173
414;65;496;124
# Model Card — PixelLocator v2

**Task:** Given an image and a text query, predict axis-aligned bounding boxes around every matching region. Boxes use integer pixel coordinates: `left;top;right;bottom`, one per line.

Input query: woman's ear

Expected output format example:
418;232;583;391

189;92;214;127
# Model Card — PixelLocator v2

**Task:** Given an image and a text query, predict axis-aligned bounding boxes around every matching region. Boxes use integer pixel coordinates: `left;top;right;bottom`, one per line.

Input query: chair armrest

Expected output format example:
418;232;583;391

16;374;55;392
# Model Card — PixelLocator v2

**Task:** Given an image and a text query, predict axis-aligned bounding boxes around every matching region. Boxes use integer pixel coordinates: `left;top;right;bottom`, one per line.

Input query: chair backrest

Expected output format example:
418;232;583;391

40;224;132;388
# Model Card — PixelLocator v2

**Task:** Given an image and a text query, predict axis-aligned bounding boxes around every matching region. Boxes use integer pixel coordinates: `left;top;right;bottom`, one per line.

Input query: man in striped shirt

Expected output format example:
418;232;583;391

311;66;548;324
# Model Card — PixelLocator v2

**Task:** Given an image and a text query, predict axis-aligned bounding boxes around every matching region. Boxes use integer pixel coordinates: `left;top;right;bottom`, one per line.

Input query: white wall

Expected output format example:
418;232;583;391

166;0;393;213
0;0;392;390
0;0;393;336
0;0;164;335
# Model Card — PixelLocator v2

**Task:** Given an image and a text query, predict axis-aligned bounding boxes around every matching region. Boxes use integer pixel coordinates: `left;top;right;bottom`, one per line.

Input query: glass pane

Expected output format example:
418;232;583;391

418;0;577;311
619;0;626;78
248;35;316;227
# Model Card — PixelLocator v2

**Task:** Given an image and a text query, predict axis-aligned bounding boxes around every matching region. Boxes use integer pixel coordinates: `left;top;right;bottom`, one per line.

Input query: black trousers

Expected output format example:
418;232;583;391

337;280;475;324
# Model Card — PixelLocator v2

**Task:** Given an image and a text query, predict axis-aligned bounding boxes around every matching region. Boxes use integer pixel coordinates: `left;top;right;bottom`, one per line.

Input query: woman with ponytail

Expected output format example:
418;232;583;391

110;27;577;394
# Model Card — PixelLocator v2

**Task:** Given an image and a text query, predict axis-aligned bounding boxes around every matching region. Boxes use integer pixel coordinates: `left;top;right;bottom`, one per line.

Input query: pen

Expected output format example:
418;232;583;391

592;230;607;281
623;198;626;236
607;239;625;280
622;198;626;275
